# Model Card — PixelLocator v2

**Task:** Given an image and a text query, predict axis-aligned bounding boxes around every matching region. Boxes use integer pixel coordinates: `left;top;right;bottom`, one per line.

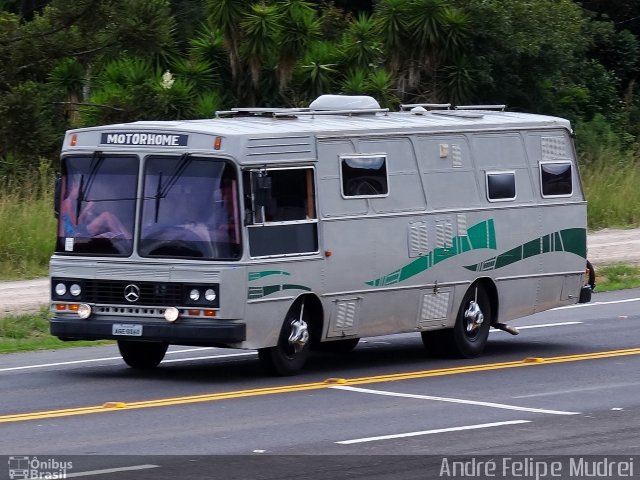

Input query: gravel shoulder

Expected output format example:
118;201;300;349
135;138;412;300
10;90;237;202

1;228;638;316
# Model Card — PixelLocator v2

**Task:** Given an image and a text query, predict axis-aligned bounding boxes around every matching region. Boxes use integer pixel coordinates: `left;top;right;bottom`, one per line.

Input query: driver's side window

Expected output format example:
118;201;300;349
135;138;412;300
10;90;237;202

340;155;388;198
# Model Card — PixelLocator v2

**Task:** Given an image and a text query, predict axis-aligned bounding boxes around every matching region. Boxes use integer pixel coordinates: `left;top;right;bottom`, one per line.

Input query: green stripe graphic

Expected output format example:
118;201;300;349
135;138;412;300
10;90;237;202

366;219;497;287
464;228;587;272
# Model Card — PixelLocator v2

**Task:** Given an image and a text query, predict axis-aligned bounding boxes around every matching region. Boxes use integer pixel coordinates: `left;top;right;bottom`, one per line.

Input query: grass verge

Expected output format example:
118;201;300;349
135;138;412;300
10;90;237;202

0;307;112;354
594;264;640;293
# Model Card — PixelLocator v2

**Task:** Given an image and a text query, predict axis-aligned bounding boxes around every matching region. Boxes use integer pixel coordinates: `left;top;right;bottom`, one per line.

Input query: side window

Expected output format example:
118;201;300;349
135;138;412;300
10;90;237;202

486;172;516;202
540;162;572;197
243;167;318;257
340;155;388;198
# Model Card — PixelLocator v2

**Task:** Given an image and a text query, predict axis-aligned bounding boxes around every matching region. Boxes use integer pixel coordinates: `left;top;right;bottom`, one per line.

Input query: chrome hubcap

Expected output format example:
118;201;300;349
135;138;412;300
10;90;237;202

464;300;484;335
288;318;309;353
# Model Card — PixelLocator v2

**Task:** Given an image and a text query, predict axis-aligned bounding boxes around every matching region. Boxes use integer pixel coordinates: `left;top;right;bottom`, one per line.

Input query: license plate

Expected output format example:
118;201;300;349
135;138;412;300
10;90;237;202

112;324;143;336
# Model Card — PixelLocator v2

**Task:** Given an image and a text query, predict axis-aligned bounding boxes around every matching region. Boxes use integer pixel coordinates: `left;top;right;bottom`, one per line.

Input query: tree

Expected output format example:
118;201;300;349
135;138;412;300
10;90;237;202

276;0;320;93
206;0;248;84
49;57;84;124
341;13;383;72
240;3;280;91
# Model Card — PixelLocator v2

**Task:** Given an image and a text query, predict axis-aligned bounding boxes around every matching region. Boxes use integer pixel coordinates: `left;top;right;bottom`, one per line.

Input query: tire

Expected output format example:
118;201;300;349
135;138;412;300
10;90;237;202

258;302;311;376
314;338;360;354
422;284;491;358
117;340;168;369
586;260;596;290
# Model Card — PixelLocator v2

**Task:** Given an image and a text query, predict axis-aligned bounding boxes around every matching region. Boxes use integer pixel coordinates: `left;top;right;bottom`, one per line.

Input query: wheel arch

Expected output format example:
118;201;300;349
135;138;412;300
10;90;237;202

472;277;499;326
291;292;324;343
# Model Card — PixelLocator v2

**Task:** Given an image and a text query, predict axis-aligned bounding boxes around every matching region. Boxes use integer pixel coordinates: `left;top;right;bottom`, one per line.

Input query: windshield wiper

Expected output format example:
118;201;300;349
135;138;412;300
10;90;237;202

75;151;104;222
152;153;192;223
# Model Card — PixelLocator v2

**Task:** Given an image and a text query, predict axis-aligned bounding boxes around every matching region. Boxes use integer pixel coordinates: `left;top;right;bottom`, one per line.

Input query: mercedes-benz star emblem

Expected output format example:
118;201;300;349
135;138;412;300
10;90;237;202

124;284;141;303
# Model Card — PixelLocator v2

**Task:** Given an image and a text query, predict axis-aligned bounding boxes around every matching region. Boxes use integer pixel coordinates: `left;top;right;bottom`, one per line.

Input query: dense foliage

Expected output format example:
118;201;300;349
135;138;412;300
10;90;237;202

0;0;638;171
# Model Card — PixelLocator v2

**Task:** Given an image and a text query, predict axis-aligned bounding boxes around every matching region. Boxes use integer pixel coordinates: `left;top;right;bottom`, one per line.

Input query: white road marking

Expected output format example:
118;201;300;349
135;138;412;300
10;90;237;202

331;385;580;415
554;297;640;310
66;464;159;478
0;350;255;372
491;321;582;332
336;420;531;445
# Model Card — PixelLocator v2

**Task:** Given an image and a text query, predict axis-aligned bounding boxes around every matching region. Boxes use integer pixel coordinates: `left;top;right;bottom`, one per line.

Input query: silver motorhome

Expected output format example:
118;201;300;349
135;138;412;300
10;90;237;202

50;95;593;375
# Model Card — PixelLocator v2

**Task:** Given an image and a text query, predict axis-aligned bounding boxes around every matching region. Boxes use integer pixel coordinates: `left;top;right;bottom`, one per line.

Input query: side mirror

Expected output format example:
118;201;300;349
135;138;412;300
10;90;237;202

254;174;271;208
53;175;61;218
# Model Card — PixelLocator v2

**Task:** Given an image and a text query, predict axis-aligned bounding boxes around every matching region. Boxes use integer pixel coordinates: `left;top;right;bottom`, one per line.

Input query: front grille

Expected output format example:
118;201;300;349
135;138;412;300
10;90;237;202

84;280;182;306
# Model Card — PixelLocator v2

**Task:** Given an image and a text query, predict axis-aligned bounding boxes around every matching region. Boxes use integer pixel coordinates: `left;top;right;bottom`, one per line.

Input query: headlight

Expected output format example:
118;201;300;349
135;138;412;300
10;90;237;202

164;307;180;322
70;284;82;296
204;289;217;302
55;283;67;296
189;289;200;301
77;304;92;319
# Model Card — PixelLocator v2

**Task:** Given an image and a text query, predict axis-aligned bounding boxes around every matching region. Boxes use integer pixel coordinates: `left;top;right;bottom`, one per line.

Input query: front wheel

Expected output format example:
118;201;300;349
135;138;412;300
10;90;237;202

117;340;168;369
258;301;311;376
422;285;491;358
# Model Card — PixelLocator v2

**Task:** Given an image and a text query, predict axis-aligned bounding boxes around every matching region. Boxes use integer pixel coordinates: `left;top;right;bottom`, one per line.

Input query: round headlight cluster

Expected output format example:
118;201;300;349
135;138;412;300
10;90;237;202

205;289;217;302
188;287;217;303
55;283;67;296
54;281;82;298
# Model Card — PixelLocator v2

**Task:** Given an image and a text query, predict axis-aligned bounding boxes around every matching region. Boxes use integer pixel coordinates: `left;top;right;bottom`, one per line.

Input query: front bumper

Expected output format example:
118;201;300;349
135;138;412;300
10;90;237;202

50;315;246;344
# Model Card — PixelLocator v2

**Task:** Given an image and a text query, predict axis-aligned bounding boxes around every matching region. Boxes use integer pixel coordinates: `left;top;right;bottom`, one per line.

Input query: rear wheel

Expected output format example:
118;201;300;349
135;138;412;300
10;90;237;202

422;284;491;358
117;340;168;369
258;300;311;376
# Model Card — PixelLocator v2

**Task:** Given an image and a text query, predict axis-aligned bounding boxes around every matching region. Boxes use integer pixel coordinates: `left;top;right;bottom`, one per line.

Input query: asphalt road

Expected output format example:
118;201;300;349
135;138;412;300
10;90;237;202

1;288;639;479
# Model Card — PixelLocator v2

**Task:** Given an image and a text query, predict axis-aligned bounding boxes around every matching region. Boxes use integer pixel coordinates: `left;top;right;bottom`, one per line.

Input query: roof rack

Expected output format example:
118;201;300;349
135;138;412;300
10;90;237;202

215;107;309;118
456;105;506;111
431;110;484;119
400;103;451;111
273;108;389;118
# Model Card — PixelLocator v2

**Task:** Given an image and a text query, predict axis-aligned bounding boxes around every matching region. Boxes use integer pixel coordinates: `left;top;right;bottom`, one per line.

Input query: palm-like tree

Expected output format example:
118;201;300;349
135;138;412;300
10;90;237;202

407;0;449;89
365;68;399;109
294;41;339;101
170;57;218;92
206;0;248;83
240;3;280;90
342;14;383;72
375;0;410;77
49;57;85;124
276;0;320;93
342;69;369;95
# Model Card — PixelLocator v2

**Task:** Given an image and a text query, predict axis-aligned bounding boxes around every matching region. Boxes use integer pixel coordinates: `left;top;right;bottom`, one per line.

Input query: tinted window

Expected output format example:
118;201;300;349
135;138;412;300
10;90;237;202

57;155;138;256
140;156;241;260
541;163;572;196
486;172;516;201
341;156;388;197
243;168;318;257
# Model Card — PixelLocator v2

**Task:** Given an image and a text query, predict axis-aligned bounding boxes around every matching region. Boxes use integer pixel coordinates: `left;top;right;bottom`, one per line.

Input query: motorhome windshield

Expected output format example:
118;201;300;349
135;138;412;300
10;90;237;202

139;156;241;260
56;154;137;255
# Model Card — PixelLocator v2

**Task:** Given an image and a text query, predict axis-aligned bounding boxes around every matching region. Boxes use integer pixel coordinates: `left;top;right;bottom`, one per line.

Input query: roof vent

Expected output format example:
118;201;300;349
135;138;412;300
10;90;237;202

310;95;381;111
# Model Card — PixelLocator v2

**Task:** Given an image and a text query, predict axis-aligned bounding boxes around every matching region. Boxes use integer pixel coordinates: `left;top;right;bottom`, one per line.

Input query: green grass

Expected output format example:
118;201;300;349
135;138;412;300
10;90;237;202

0;161;56;280
0;307;112;354
594;264;640;293
582;157;640;230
